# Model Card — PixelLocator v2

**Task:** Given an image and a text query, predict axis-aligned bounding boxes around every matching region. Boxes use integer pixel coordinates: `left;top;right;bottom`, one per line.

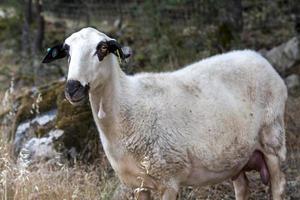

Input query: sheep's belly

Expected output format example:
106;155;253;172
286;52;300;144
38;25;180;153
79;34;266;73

183;154;245;186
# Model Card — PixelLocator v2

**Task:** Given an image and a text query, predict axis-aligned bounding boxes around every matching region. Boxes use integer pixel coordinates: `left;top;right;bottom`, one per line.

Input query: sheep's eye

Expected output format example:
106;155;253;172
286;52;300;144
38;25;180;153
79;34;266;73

95;42;109;61
63;44;70;62
100;45;108;53
96;43;108;54
63;44;70;53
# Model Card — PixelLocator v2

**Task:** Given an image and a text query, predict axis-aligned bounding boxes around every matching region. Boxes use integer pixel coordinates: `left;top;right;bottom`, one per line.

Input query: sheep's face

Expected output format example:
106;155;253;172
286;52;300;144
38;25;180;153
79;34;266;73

42;27;130;105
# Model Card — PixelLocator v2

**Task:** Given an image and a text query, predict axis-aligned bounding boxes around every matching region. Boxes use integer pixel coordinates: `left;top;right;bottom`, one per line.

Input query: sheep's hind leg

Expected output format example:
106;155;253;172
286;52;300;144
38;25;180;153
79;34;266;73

112;184;134;200
264;154;286;200
261;116;286;200
135;190;152;200
233;172;250;200
161;188;178;200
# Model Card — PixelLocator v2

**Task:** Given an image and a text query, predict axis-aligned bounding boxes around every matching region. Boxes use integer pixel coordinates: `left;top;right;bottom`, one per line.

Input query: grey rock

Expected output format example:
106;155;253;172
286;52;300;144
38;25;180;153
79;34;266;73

17;129;64;168
285;74;300;97
14;109;57;155
285;74;300;90
265;37;300;75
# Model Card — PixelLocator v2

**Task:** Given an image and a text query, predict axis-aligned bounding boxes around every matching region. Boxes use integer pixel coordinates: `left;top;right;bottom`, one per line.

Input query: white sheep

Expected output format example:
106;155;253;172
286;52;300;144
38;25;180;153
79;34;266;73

43;27;287;200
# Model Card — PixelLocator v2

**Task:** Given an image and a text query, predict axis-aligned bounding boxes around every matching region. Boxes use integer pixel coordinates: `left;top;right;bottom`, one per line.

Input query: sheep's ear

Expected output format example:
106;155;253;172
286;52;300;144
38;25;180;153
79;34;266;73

107;40;132;60
42;44;67;63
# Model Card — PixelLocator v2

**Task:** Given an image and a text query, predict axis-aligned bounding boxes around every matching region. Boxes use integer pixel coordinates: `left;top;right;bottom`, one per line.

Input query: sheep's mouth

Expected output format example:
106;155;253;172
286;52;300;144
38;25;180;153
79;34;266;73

68;94;87;105
65;83;90;106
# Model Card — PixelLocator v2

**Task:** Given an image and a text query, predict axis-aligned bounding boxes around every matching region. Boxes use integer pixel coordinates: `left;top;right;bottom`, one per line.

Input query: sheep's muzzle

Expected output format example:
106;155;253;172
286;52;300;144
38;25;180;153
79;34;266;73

65;80;89;105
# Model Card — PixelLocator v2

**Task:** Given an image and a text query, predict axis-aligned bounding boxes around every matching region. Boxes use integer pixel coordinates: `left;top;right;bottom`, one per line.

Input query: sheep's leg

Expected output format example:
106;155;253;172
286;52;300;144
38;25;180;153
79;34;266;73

264;154;285;200
261;117;286;200
161;188;178;200
112;184;134;200
233;172;250;200
135;190;152;200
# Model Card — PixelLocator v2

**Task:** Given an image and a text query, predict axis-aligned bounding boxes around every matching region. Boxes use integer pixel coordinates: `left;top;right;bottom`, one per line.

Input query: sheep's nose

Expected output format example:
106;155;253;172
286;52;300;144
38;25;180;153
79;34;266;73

66;80;82;97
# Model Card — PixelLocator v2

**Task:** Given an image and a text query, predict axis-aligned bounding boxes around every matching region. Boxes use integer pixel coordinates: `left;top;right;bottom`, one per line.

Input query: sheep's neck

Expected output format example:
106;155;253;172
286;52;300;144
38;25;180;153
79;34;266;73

89;56;127;144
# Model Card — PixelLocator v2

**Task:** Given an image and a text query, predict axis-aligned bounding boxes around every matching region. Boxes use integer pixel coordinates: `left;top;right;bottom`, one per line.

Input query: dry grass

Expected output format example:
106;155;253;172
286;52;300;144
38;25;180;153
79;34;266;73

1;135;299;200
0;138;118;200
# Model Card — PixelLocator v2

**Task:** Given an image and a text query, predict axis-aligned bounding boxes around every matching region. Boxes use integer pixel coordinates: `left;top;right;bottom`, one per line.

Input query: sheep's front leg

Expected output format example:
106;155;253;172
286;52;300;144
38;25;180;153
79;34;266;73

113;184;152;200
161;188;178;200
112;184;134;200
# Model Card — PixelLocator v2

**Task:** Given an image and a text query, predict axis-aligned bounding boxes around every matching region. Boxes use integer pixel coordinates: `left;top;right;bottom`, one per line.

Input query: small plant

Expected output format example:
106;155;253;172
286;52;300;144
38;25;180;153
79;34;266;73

30;91;43;115
1;76;17;140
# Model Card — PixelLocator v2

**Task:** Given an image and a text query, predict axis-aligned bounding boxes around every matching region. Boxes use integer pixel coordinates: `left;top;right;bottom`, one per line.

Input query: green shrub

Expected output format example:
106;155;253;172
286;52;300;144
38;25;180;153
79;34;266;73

0;16;22;46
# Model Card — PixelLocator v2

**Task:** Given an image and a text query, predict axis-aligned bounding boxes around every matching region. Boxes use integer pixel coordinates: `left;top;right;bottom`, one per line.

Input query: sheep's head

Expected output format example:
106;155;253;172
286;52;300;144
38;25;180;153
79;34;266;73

42;27;130;105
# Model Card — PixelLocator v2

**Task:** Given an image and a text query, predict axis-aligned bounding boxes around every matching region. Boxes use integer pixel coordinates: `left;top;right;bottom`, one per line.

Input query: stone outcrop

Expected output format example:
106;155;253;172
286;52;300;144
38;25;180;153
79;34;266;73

264;37;300;76
0;80;101;166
